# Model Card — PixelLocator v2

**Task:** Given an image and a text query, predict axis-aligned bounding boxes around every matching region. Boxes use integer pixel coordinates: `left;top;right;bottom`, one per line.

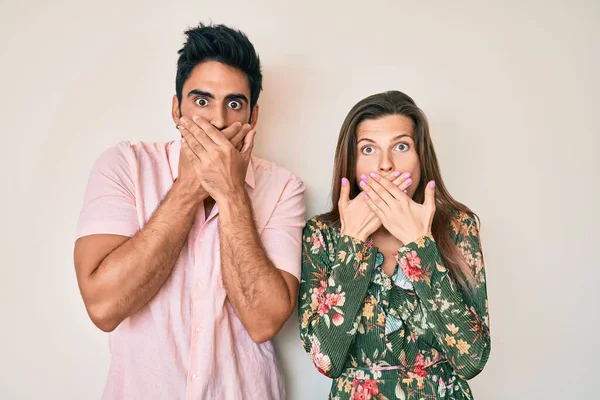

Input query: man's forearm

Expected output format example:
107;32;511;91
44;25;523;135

86;180;204;331
218;191;293;343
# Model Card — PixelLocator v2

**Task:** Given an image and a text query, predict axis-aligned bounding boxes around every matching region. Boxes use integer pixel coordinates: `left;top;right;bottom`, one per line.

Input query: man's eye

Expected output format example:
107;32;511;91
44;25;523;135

394;143;409;152
228;100;242;110
361;146;376;155
195;98;209;107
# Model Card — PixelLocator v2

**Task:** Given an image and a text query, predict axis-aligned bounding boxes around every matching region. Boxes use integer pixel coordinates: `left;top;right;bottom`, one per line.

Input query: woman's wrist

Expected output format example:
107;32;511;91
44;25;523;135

396;230;431;246
340;228;368;242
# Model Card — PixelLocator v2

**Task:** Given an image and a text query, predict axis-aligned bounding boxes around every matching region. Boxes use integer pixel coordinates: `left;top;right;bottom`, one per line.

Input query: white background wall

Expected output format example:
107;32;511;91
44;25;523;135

1;1;598;399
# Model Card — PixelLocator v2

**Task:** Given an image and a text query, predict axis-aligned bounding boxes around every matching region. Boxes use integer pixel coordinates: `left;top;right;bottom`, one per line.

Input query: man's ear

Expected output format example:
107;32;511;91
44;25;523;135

171;95;181;126
249;104;259;128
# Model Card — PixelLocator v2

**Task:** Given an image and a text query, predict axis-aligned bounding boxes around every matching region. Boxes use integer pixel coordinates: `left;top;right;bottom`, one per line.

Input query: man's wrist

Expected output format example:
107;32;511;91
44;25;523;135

171;178;206;208
217;188;251;220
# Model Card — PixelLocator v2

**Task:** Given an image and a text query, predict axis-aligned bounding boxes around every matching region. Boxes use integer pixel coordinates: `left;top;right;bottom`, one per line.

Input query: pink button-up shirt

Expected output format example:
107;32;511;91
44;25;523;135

76;140;306;400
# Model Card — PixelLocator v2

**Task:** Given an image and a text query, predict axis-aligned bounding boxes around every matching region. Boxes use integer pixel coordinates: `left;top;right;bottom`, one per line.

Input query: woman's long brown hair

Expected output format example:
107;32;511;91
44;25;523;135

319;90;476;291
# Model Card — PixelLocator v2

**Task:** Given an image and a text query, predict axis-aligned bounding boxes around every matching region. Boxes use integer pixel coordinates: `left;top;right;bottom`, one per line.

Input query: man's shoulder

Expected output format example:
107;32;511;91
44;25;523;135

97;140;176;167
98;140;174;158
130;140;174;158
250;156;304;188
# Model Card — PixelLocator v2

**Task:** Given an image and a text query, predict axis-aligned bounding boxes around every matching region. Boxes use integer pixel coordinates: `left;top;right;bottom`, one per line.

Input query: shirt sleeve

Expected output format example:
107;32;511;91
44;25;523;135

76;142;140;239
259;175;306;281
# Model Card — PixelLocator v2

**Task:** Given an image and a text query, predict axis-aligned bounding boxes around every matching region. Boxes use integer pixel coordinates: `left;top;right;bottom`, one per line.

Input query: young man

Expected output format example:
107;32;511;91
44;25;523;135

74;23;305;399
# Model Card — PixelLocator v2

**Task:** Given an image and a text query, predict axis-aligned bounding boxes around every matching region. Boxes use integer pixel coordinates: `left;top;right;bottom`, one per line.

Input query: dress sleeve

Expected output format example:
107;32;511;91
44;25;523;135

298;218;378;378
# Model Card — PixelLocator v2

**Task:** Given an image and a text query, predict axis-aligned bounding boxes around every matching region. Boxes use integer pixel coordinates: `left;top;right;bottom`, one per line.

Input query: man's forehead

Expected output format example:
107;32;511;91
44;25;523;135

185;62;250;97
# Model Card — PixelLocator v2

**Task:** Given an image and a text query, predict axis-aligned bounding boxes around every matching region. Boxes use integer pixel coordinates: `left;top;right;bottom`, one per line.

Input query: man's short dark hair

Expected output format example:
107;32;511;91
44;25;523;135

176;23;263;109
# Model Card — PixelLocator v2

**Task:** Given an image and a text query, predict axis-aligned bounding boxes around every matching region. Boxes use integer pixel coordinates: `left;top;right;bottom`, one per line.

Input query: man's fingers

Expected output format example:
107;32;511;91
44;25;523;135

231;124;252;150
179;117;215;151
240;128;256;156
178;125;205;156
192;115;229;146
222;121;243;139
181;138;200;164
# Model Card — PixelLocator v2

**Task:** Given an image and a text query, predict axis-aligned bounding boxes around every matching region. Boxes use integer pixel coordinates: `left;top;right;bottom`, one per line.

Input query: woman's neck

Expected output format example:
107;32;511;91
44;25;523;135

371;229;403;277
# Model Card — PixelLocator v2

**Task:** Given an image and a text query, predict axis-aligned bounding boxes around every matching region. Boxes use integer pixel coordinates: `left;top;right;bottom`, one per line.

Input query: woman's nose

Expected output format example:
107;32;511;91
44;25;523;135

378;155;394;173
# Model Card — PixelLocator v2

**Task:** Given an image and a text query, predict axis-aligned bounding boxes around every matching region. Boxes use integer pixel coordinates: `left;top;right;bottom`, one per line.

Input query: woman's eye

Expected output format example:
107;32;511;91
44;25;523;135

228;100;242;110
195;98;209;107
394;142;409;152
361;146;376;155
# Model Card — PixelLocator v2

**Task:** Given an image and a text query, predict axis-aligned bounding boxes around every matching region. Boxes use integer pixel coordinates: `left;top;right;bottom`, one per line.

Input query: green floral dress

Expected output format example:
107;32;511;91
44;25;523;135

298;211;490;399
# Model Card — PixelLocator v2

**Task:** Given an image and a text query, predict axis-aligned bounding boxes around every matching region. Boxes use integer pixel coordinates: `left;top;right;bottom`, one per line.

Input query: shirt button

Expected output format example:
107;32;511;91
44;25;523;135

191;374;198;380
195;327;201;333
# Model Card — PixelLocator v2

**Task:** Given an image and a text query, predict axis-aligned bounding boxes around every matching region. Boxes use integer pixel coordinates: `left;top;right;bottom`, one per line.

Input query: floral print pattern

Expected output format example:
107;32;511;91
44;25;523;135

298;212;491;399
399;250;425;281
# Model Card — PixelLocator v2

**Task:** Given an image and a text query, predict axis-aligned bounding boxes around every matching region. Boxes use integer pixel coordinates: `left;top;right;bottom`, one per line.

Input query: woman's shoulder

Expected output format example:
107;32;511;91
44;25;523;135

449;209;480;239
303;215;341;242
451;209;479;224
304;215;337;233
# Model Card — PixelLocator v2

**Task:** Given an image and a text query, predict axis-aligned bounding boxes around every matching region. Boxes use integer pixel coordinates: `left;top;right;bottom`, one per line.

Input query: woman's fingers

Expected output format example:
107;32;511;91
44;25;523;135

338;177;351;209
363;191;387;220
360;180;392;213
367;172;407;200
390;172;413;194
423;180;436;211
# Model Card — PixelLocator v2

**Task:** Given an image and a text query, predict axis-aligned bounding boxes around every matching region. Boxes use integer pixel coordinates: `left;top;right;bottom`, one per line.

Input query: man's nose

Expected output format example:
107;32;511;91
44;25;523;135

209;106;226;131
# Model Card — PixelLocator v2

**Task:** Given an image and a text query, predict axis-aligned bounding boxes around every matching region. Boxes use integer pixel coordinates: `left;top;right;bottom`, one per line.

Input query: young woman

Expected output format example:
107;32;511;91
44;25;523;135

298;91;490;399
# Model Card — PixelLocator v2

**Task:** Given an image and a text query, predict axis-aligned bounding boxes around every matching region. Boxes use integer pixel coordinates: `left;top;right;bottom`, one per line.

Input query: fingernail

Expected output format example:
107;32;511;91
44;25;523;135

405;178;412;185
429;181;436;188
341;178;348;186
360;180;367;188
363;194;369;200
369;172;377;178
360;174;368;181
404;173;411;179
393;171;401;177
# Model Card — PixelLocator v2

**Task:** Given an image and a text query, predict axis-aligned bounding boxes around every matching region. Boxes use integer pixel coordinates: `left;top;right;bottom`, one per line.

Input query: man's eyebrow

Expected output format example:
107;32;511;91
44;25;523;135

187;89;214;98
225;93;249;103
187;90;249;104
